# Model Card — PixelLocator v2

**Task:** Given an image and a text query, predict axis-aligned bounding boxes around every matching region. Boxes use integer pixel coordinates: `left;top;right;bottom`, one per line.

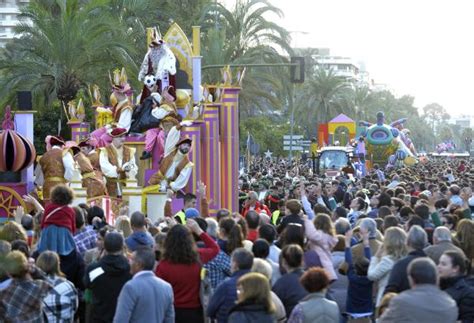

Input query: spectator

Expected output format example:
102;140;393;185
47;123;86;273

246;210;260;242
252;239;281;285
84;226;109;266
328;235;348;317
37;251;78;322
455;219;474;272
21;214;35;246
288;267;339;323
218;217;244;255
273;244;308;317
228;273;275;323
115;215;132;238
259;224;281;263
344;229;373;322
156;219;219;323
73;206;97;256
0;251;52;322
114;248;174;323
207;248;254;323
339;218;382;275
347;197;368;226
84;231;132;323
368;227;407;308
379;258;458;323
251;258;286;322
0;240;12;289
384;225;428;294
125;211;154;252
304;213;338;280
424;226;464;264
0;220;28;242
438;250;474;322
277;199;304;234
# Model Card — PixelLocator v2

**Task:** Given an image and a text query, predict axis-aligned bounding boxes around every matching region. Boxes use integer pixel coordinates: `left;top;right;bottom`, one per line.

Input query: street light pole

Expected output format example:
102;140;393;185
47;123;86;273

289;83;295;159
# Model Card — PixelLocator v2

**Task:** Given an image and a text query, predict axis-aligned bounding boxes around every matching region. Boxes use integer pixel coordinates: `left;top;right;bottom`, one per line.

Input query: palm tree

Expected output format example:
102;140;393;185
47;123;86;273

200;0;292;117
308;68;348;123
0;0;137;110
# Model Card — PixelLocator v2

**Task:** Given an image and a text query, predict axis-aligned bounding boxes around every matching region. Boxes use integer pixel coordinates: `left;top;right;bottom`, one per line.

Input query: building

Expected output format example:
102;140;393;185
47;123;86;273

0;0;29;47
448;114;473;129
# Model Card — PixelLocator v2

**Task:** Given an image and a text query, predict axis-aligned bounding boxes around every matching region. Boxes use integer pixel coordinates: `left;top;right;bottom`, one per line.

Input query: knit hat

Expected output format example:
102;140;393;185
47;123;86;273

185;208;199;219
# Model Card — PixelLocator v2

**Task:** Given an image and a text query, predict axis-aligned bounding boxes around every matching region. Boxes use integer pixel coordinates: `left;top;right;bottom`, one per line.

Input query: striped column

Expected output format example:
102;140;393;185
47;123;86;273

14;111;36;192
68;121;90;143
201;104;221;215
219;88;240;212
182;123;202;196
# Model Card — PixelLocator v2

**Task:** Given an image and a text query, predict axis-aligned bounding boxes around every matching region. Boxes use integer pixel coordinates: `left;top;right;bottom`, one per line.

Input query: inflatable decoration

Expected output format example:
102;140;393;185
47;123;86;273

0;106;36;172
360;111;417;169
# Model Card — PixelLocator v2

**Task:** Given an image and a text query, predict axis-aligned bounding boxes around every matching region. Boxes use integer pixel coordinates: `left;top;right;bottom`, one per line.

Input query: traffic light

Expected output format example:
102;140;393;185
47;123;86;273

290;56;305;83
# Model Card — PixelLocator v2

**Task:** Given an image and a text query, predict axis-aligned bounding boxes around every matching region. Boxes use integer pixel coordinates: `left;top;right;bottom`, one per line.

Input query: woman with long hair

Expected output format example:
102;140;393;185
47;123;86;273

368;227;407;307
155;219;219;323
218;217;244;255
228;273;275;323
455;219;474;273
36;251;78;322
304;213;338;281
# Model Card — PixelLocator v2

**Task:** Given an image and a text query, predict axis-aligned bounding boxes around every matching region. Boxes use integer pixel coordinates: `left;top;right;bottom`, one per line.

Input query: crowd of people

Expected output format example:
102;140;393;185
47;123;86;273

0;155;473;323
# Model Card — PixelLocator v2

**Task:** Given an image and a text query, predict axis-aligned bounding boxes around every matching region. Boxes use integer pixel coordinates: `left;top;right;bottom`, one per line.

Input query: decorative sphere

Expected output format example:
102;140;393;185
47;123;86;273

144;75;157;89
0;129;36;172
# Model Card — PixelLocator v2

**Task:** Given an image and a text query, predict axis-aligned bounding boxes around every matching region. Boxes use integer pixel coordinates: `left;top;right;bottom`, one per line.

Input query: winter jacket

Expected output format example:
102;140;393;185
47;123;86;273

228;302;276;323
441;276;474;322
84;254;132;322
384;249;426;294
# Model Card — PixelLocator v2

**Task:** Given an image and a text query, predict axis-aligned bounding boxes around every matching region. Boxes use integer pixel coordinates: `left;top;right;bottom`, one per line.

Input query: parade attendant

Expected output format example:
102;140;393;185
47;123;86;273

36;136;75;201
99;128;137;198
71;144;107;201
90;68;134;148
148;123;194;192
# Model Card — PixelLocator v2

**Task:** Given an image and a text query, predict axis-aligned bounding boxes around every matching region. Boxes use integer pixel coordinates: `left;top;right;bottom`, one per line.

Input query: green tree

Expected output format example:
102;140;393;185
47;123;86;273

200;0;291;117
0;0;137;110
461;127;473;152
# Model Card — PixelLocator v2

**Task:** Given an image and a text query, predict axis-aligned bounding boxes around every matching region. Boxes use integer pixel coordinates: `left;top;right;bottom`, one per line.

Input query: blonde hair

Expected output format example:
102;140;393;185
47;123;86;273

115;216;132;238
377;292;398;317
5;250;28;278
36;251;64;277
0;221;27;242
383;227;407;260
237;273;275;313
251;258;273;280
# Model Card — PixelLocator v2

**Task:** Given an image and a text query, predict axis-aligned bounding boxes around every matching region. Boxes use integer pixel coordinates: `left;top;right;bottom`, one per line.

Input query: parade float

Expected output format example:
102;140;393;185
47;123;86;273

0;23;245;224
359;111;417;169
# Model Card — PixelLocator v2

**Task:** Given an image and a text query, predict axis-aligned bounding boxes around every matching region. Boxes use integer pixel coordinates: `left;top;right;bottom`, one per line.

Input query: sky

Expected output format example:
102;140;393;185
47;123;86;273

222;0;474;118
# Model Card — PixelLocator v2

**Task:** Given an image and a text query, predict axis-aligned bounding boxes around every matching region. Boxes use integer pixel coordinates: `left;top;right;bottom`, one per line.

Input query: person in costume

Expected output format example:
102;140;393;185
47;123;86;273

70;144;107;201
90;68;134;148
99;128;137;198
78;139;102;175
130;90;181;160
148;122;193;192
35;136;75;201
138;27;177;102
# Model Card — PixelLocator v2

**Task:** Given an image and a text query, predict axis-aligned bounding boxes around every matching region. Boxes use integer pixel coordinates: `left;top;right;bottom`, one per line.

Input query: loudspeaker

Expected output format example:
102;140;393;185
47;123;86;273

17;91;32;110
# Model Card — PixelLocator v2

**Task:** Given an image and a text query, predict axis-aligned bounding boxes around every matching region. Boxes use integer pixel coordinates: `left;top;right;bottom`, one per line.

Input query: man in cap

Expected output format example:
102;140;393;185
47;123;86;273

148;122;193;193
99;128;137;198
36;136;75;201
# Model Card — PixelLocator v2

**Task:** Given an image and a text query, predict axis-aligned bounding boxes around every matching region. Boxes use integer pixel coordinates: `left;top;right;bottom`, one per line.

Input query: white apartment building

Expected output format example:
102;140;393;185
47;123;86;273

0;0;29;47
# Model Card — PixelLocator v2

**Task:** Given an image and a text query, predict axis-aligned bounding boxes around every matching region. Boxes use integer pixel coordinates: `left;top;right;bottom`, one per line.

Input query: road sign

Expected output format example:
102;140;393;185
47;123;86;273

283;146;304;151
283;135;303;140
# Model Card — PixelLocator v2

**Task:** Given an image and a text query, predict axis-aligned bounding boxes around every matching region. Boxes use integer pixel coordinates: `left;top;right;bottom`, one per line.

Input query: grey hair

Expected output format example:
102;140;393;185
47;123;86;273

251;258;273;280
359;218;377;238
205;218;219;239
407;225;428;250
231;247;254;270
434;226;452;242
335;218;351;235
248;191;259;200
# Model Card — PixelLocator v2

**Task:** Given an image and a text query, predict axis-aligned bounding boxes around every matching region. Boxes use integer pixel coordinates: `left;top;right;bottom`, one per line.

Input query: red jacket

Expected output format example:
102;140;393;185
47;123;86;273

41;203;76;234
155;232;219;308
242;202;271;217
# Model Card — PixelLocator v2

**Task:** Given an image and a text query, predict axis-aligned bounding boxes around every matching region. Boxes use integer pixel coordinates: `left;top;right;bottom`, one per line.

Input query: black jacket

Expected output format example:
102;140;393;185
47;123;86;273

228;302;276;323
441;276;474;322
384;249;426;294
84;254;132;323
